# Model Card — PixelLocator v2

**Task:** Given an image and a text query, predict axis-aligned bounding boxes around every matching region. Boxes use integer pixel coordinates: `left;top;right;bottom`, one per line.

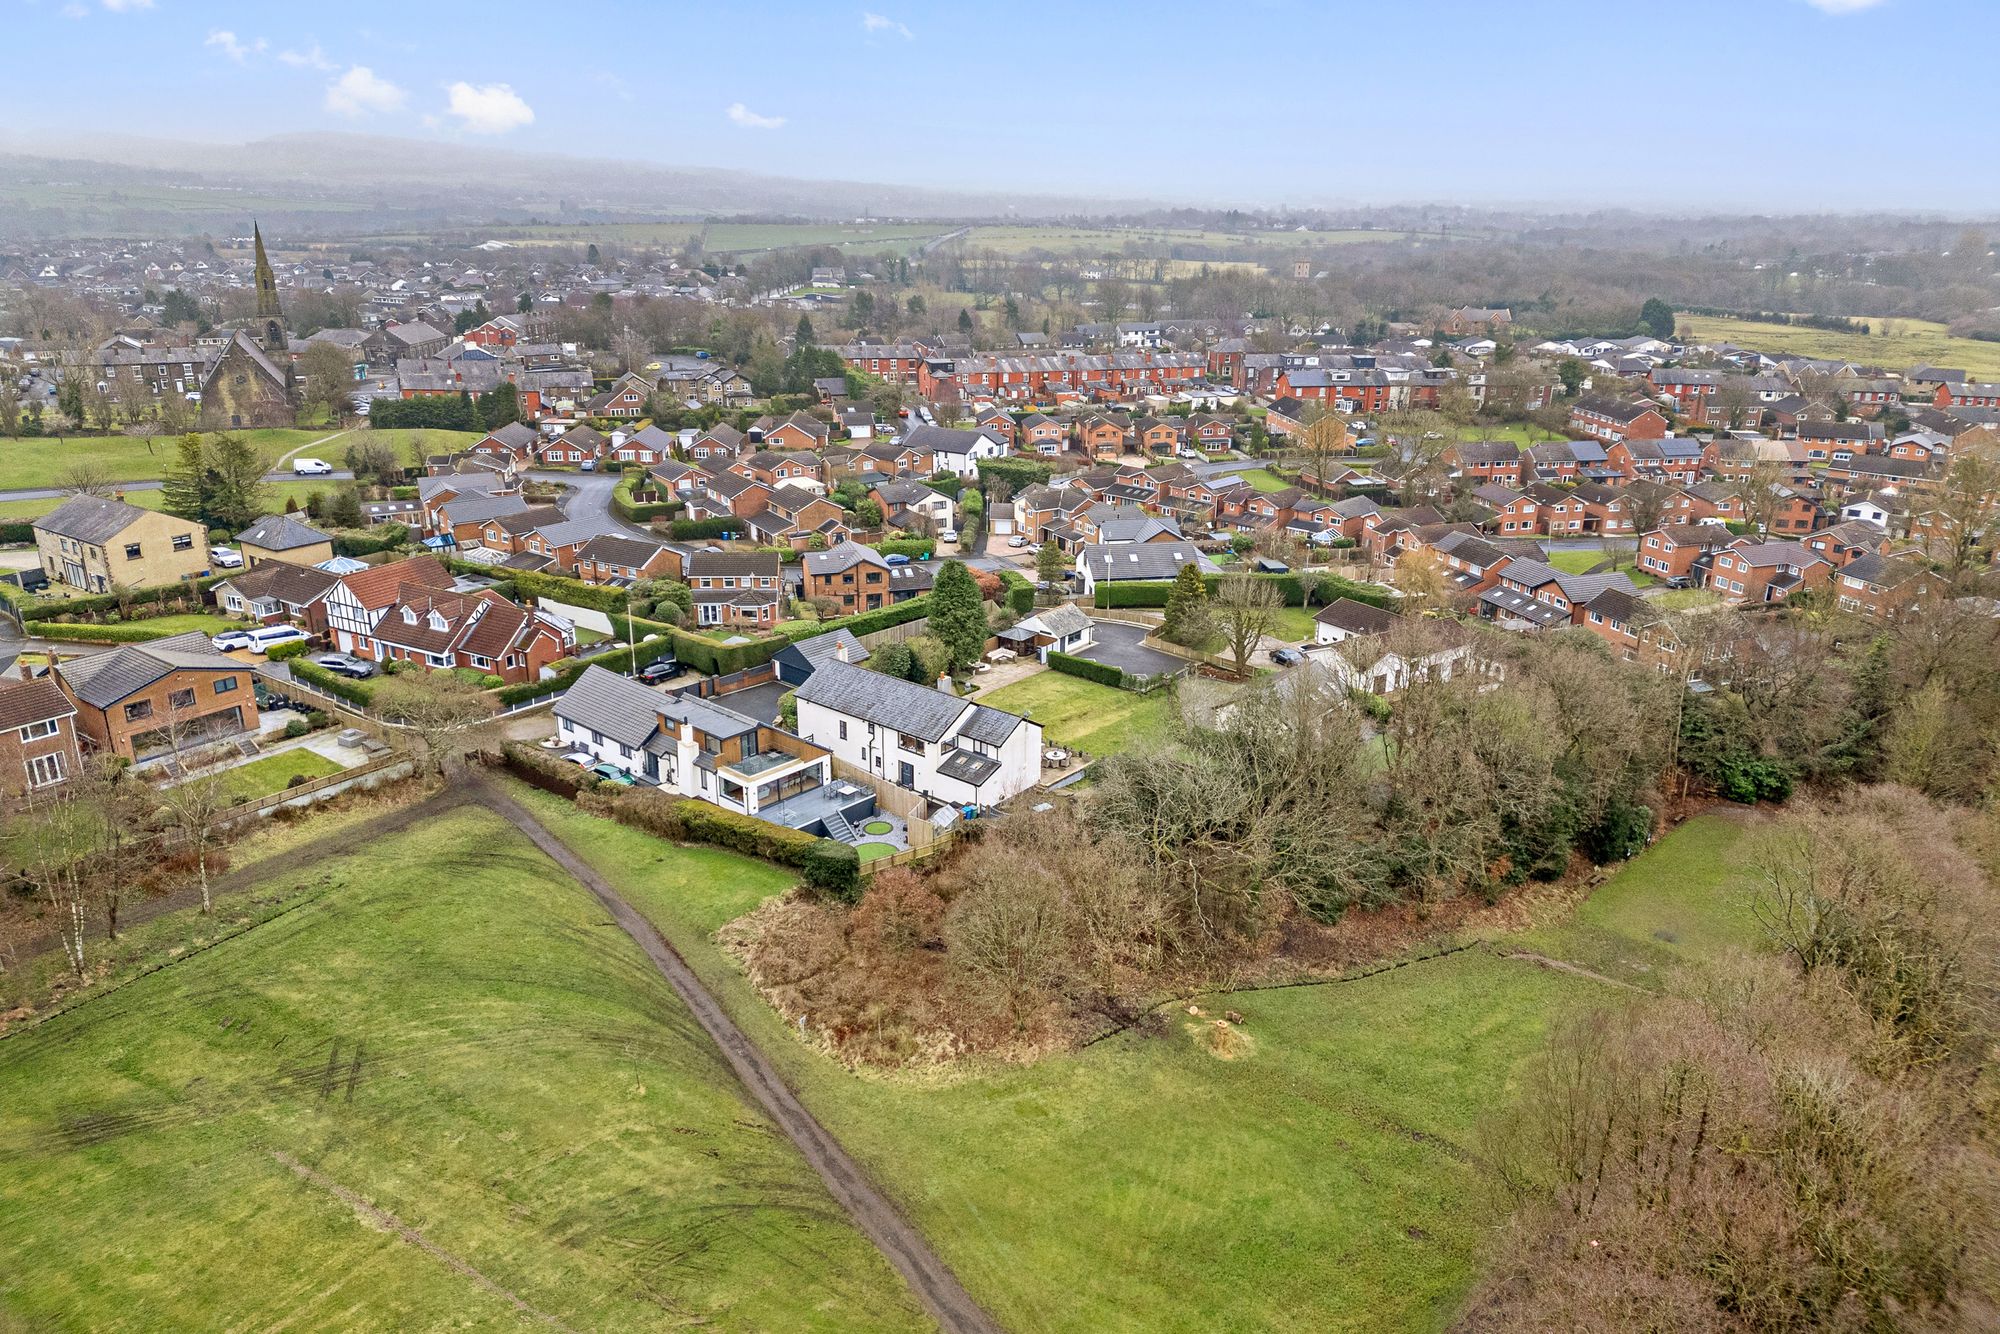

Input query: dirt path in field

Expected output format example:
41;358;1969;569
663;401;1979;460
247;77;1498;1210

1493;949;1643;991
270;1150;579;1332
473;778;1001;1334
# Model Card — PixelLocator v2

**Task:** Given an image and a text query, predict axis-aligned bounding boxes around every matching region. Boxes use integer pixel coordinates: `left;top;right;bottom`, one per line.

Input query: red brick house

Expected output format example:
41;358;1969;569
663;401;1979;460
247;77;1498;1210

1569;395;1668;444
1444;439;1523;486
1833;552;1940;619
586;372;650;419
571;534;685;585
731;449;826;489
1636;523;1734;583
368;589;573;684
0;675;81;796
611;425;677;467
686;551;782;629
1935;381;2000;410
1706;539;1830;604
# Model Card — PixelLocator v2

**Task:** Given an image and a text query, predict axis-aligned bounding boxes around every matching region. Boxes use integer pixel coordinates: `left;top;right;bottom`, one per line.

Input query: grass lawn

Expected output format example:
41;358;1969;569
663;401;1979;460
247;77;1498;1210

854;842;898;861
861;820;893;836
212;749;345;804
1654;587;1721;612
1514;813;1765;989
509;787;1604;1334
1234;467;1294;493
1677;312;2000;383
0;429;338;493
980;670;1177;756
1546;549;1606;575
0;805;924;1332
1473;422;1567;447
0;479;338;523
1267;605;1321;642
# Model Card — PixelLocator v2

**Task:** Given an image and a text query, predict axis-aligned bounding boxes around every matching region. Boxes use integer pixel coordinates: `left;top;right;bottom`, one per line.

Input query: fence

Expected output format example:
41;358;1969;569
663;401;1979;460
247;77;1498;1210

830;756;945;850
216;752;415;824
855;615;931;649
862;835;957;876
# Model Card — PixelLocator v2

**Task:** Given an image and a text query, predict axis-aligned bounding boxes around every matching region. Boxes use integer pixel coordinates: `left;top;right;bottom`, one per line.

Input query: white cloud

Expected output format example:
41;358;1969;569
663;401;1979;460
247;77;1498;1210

325;65;408;118
1799;0;1886;12
279;43;337;72
862;11;914;39
60;2;89;17
727;102;786;130
204;30;265;63
100;0;154;10
444;81;535;134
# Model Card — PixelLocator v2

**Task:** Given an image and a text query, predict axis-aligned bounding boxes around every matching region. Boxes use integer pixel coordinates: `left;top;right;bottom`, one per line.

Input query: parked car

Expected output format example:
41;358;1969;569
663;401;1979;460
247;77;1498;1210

1008;534;1030;548
938;528;960;544
884;553;912;566
310;652;376;679
636;656;680;685
292;457;333;476
589;762;637;786
1272;648;1306;667
561;751;595;767
208;545;243;568
245;625;308;654
210;629;255;651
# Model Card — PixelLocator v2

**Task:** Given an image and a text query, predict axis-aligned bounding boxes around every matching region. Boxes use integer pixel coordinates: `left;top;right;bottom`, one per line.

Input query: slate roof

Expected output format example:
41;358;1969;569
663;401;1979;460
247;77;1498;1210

575;534;668;568
794;658;969;742
237;513;329;551
1314;598;1397;636
1079;542;1217;582
56;632;244;709
902;422;999;456
789;628;871;671
1019;603;1093;640
805;540;889;576
937;748;1001;785
34;493;154;545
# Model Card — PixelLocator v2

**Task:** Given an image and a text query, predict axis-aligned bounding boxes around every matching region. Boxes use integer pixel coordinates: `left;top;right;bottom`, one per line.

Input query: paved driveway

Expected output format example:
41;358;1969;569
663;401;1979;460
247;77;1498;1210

689;679;792;725
1073;619;1188;679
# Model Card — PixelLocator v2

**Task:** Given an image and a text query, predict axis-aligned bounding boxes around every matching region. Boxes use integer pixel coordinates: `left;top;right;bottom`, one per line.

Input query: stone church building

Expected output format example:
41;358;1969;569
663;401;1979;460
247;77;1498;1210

198;224;295;430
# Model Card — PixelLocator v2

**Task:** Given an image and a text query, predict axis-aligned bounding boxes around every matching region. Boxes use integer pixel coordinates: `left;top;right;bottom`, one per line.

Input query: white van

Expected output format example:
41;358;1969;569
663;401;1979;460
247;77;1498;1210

292;458;333;476
245;625;309;655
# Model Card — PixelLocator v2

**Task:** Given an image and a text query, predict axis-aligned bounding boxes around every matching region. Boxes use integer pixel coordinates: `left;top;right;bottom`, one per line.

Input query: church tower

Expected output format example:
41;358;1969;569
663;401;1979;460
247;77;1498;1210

252;222;285;356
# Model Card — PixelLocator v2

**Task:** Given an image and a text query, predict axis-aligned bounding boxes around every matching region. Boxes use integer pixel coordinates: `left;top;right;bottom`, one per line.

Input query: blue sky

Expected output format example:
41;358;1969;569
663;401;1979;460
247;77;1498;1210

6;0;1992;213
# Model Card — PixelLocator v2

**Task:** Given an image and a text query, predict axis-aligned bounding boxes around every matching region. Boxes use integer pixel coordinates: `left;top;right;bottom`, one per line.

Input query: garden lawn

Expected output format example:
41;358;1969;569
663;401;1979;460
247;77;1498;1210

0;479;333;523
980;670;1176;756
1267;605;1321;642
1233;467;1294;493
509;786;1606;1334
0;805;924;1333
212;749;345;804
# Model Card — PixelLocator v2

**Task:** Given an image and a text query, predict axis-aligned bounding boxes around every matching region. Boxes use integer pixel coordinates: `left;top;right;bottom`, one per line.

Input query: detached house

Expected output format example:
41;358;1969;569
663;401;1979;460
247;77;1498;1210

794;659;1043;808
686;551;782;629
1706;539;1830;605
1834;552;1938;619
1637;523;1735;584
34;495;208;593
367;588;574;684
52;632;259;761
235;513;333;569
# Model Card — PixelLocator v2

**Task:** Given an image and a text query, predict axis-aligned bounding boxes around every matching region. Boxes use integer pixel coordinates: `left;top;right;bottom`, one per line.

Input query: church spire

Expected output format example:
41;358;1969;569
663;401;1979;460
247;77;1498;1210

251;222;285;355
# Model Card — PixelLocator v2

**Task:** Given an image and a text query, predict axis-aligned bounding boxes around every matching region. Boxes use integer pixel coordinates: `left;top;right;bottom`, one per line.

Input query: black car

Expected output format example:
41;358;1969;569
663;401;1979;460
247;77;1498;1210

636;656;680;684
1271;648;1306;667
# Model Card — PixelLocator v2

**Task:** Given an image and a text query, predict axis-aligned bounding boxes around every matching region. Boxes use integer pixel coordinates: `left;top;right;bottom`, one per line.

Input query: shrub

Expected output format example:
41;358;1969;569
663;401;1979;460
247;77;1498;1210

666;516;744;541
306;710;331;729
1048;651;1123;688
14;574;228;623
872;538;936;560
290;659;374;707
332;526;407;558
499;740;599;797
673;798;860;897
283;719;310;739
1000;570;1035;615
264;639;312;662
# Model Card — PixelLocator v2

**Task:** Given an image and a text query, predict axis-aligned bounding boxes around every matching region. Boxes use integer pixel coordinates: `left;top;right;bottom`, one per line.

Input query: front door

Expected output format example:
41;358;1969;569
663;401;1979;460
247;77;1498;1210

898;761;915;787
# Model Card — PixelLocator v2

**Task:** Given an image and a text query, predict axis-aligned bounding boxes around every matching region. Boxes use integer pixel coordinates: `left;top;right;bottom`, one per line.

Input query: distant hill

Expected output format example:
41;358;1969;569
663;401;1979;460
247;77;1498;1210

0;130;1142;239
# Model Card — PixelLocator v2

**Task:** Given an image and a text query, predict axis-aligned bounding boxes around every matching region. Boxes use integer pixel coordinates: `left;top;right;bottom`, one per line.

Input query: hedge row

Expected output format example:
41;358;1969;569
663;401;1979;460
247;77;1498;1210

1094;571;1394;611
289;659;375;707
510;567;629;614
492;642;638;705
332;527;407;558
873;538;936;560
666;517;745;540
776;591;932;643
264;639;313;661
27;619;232;644
667;627;789;675
0;523;35;544
1048;651;1123;688
496;744;859;899
9;574;226;623
999;570;1035;615
611;479;682;524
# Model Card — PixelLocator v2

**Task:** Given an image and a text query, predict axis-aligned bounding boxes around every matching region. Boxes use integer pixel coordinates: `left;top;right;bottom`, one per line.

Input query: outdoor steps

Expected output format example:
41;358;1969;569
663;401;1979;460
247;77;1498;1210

822;809;860;843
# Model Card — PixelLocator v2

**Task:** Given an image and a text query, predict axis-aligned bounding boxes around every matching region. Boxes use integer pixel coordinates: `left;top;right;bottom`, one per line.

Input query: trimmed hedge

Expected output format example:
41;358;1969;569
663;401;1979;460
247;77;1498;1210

264;639;313;661
777;591;933;643
667;628;787;676
499;741;599;797
492;642;637;705
1000;569;1035;615
1094;572;1394;611
1048;651;1123;687
873;538;935;560
10;575;225;623
289;659;375;707
26;619;235;644
0;522;34;544
511;568;629;614
666;517;744;541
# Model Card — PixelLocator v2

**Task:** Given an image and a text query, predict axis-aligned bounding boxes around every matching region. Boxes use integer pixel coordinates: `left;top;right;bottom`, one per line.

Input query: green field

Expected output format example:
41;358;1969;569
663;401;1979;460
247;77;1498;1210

1677;312;2000;382
213;749;345;804
0;429;333;492
1233;467;1294;493
981;670;1178;756
0;479;338;523
511;792;1776;1333
0;805;924;1332
961;225;1412;258
416;221;952;255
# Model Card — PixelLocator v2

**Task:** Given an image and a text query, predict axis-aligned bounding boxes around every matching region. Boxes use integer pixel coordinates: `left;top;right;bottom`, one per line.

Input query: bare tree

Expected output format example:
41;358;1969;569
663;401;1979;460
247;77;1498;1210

54;460;114;497
372;671;499;774
1211;572;1280;678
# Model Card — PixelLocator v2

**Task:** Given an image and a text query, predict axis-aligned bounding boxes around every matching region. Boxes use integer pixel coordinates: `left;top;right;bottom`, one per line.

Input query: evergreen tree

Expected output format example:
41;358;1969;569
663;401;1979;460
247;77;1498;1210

796;314;815;346
206;433;268;531
160;432;207;522
1162;562;1211;646
1638;297;1676;341
926;559;987;674
1035;541;1066;583
957;308;974;335
478;382;521;429
586;243;601;266
325;488;364;529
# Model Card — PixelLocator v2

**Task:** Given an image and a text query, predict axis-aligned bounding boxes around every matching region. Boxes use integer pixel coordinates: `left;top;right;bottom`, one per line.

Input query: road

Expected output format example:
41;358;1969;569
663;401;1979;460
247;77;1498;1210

525;469;655;540
476;780;1001;1334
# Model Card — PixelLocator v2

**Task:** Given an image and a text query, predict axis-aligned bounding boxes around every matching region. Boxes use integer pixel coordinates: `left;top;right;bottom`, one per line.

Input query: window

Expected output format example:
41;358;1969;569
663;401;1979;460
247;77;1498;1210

838;720;848;741
168;688;196;711
214;676;237;694
124;543;142;560
19;718;58;742
172;534;193;552
27;752;66;789
124;700;154;722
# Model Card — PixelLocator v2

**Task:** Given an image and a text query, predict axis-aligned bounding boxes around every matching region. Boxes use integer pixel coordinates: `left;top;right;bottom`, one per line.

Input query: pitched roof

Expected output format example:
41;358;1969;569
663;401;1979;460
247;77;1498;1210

805;539;889;576
1078;542;1217;582
56;632;245;709
1314;597;1397;635
333;555;453;611
0;676;74;731
34;493;157;544
794;658;970;742
236;513;330;551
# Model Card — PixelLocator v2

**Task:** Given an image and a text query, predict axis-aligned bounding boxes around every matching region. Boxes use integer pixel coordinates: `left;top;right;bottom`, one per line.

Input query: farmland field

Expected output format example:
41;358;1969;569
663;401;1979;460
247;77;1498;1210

411;221;955;255
961;225;1414;257
0;805;925;1332
1677;312;2000;382
515;793;1766;1333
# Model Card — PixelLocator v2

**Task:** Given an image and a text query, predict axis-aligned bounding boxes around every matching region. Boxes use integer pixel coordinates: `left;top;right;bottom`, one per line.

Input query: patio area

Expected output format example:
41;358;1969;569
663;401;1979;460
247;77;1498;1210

758;776;912;857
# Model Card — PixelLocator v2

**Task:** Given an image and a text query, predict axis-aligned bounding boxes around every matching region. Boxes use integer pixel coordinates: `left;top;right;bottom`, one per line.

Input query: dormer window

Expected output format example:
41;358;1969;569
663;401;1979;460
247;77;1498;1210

401;606;418;625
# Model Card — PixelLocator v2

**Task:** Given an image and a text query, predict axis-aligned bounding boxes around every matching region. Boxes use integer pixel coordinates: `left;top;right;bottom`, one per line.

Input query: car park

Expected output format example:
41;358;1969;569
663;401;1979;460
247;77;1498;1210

210;629;255;651
292;458;333;476
309;652;377;679
208;545;243;568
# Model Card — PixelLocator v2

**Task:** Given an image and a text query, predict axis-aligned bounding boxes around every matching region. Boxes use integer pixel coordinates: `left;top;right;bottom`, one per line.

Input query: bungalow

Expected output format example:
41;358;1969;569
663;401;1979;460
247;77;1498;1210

1076;541;1217;594
686;425;747;462
366;588;574;684
1312;596;1398;644
999;603;1095;662
793;659;1043;807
